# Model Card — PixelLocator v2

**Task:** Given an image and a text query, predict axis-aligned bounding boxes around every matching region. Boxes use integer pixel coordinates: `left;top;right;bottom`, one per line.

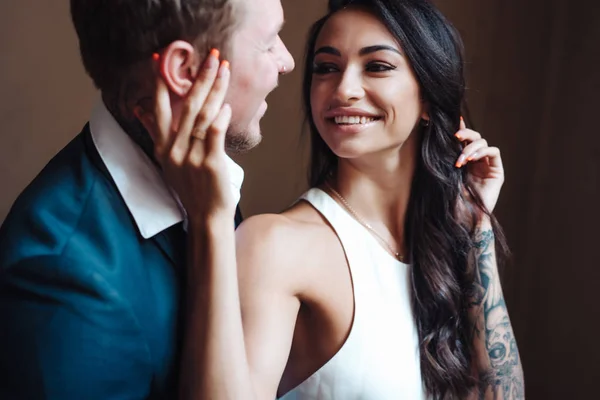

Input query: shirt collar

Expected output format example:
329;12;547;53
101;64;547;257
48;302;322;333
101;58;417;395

89;99;244;239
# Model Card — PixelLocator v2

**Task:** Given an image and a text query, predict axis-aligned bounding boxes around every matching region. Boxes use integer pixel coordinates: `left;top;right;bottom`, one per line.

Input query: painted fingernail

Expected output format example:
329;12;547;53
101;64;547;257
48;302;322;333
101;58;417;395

152;52;160;61
456;154;467;168
460;116;464;121
455;133;462;140
218;60;230;78
205;49;220;69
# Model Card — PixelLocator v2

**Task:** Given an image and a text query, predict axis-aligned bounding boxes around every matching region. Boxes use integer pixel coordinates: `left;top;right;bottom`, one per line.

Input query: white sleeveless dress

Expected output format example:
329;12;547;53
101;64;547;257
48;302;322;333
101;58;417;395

279;188;427;400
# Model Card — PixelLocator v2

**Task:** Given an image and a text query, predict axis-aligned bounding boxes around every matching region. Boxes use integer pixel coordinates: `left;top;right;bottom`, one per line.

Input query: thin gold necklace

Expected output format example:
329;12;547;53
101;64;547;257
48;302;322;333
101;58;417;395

325;182;405;262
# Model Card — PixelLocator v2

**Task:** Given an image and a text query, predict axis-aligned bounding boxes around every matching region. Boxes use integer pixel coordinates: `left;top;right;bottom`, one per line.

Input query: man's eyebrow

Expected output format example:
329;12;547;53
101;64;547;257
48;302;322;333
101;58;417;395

359;45;403;56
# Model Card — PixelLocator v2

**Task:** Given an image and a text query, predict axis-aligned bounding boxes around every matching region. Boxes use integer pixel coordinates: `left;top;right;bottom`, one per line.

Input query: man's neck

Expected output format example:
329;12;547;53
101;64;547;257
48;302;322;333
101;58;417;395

101;92;157;164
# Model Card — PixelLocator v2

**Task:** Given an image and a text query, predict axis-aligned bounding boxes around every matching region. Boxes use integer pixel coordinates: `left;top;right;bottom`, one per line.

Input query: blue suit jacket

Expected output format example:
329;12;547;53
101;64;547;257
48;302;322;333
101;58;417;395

0;125;241;399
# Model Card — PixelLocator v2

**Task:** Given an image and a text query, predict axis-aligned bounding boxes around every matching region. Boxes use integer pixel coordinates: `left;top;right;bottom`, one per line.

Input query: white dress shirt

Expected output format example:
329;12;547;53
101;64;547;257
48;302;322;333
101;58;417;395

89;99;244;238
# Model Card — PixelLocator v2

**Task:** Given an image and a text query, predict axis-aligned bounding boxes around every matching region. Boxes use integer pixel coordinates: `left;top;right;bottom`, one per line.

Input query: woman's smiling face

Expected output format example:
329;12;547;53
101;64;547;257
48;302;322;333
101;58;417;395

310;6;427;159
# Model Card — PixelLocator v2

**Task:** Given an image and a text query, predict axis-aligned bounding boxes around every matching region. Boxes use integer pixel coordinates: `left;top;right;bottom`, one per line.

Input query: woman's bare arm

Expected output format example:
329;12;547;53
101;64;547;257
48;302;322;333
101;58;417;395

468;218;525;399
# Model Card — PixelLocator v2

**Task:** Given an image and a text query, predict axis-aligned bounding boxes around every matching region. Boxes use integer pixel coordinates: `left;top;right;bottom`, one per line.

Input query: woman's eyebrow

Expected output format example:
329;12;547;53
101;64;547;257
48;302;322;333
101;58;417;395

314;45;403;57
314;46;341;56
359;45;403;56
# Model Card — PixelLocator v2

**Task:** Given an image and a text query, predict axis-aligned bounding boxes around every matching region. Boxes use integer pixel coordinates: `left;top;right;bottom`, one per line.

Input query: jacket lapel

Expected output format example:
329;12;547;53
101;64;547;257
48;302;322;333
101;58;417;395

234;205;244;228
83;124;186;268
152;223;186;269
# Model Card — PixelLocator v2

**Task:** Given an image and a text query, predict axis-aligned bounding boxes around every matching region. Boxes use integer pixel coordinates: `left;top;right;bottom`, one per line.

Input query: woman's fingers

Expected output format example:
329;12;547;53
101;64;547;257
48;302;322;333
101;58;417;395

171;49;222;161
189;103;232;167
456;138;488;168
185;60;231;171
453;119;497;169
206;103;232;155
466;146;503;171
189;61;231;142
455;127;482;143
151;76;175;159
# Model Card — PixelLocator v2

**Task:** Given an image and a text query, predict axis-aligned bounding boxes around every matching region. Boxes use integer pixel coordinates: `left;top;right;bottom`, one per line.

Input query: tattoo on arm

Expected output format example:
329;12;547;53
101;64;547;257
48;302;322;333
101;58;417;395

470;229;525;399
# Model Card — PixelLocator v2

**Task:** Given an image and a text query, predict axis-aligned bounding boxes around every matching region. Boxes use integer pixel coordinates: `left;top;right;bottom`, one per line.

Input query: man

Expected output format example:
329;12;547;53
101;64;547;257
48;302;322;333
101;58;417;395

0;0;294;398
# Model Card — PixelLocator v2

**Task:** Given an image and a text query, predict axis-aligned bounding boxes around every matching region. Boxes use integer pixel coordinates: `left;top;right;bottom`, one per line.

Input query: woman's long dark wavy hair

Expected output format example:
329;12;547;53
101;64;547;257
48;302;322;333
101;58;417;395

303;0;509;398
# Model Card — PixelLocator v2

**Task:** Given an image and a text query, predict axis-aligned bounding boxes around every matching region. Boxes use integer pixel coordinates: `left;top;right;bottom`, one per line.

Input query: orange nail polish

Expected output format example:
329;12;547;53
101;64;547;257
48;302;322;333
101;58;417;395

210;48;220;59
455;133;462;139
152;52;160;61
218;60;230;78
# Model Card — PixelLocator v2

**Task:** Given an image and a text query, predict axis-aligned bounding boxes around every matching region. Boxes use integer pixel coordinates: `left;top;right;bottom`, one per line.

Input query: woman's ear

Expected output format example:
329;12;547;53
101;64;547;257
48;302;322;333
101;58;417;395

420;101;430;123
156;40;200;98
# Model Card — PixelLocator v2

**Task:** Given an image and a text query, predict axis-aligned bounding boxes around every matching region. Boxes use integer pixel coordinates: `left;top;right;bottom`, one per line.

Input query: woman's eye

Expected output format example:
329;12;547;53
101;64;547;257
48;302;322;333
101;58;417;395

366;63;396;73
312;63;338;75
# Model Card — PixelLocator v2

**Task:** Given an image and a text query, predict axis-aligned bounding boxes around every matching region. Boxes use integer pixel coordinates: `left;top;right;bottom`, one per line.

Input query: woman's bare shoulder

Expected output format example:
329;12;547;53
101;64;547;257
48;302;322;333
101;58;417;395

235;201;333;291
236;200;326;241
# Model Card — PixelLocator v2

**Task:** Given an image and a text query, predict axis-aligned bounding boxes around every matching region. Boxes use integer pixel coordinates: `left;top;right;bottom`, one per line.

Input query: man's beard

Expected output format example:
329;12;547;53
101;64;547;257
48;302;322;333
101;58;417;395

225;127;262;155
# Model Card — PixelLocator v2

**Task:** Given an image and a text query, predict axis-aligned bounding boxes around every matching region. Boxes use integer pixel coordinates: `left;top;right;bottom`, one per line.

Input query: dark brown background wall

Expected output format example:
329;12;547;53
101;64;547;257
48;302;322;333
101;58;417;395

439;1;600;397
1;0;599;398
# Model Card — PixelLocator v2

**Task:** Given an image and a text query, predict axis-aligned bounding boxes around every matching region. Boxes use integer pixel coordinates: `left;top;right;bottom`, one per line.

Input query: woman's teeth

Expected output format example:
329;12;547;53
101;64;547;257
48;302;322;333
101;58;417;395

334;116;378;125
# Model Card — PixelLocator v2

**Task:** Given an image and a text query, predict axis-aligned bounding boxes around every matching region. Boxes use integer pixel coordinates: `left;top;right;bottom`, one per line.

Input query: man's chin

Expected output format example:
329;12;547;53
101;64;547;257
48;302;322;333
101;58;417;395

225;128;262;155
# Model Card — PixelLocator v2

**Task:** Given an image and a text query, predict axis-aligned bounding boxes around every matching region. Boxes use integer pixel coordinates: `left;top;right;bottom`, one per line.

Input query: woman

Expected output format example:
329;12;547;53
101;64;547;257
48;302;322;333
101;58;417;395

145;0;524;398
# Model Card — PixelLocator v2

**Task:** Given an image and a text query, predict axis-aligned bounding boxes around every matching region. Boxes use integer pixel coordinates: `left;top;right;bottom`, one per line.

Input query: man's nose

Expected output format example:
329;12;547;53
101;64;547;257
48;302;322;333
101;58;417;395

278;37;295;75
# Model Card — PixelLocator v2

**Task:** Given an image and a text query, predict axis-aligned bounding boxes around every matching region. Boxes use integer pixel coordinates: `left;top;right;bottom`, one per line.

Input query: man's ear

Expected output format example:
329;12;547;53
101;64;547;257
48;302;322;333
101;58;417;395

157;40;200;98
